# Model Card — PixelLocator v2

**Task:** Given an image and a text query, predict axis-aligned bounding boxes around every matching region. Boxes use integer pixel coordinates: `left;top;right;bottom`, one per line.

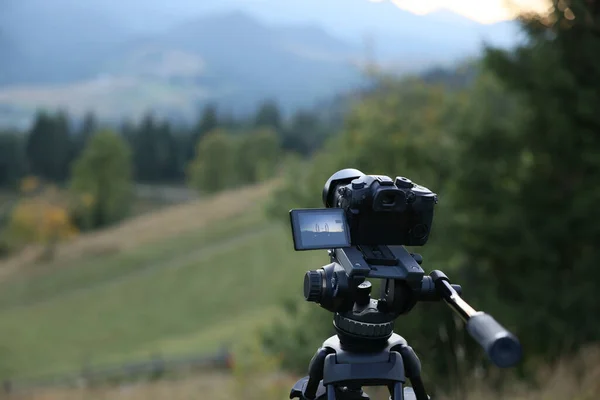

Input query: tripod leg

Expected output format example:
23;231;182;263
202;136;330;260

303;347;335;400
391;382;405;400
392;345;429;400
327;384;336;400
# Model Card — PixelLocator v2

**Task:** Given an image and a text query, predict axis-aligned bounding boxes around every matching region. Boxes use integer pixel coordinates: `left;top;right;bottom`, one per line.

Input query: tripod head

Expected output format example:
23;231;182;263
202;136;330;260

287;169;523;400
303;244;521;367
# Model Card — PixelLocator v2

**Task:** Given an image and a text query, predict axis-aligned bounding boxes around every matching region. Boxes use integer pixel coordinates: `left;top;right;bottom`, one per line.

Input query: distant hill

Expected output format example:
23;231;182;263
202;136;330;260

0;10;367;127
0;1;522;128
0;0;134;86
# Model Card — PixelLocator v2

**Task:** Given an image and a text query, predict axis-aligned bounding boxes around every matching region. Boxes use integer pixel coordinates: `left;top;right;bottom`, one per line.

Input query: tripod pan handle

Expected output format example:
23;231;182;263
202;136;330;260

466;312;522;368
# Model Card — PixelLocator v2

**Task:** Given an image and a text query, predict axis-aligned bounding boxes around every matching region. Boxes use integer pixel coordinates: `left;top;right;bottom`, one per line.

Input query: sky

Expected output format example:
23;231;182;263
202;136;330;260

373;0;549;23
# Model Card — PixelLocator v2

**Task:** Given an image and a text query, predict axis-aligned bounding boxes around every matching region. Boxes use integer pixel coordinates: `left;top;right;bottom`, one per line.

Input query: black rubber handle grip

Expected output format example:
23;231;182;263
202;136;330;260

418;276;462;301
466;312;522;368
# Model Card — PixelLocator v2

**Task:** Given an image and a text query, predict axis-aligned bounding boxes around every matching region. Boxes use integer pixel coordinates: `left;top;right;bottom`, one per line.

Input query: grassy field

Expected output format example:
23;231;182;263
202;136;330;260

3;181;600;400
0;181;328;380
10;372;300;400
10;344;600;400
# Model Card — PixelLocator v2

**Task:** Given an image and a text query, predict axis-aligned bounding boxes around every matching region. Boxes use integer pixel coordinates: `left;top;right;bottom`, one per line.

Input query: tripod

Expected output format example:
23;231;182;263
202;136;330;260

289;246;523;400
290;330;426;400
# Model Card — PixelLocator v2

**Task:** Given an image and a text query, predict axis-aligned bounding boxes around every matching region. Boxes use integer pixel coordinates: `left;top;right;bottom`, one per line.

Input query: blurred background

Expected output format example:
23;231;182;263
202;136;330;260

0;0;599;399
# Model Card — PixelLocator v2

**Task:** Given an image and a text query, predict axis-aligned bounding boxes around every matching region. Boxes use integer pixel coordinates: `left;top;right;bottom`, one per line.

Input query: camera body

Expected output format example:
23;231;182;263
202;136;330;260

324;169;437;247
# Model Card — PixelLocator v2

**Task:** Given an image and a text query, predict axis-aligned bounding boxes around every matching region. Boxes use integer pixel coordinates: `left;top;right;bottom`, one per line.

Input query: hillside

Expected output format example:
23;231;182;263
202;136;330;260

3;184;600;398
0;181;330;380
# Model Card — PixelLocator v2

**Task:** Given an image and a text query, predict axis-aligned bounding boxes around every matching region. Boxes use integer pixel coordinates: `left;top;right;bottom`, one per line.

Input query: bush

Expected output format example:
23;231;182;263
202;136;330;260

3;183;79;260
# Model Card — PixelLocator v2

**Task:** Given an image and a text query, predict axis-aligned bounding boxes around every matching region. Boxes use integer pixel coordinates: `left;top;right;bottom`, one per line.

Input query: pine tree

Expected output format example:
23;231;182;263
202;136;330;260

25;110;72;182
254;100;282;132
189;103;219;161
0;131;25;187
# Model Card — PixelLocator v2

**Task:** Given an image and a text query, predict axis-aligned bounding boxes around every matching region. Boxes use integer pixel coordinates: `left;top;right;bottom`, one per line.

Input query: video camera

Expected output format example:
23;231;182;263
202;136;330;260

290;168;436;250
287;168;522;400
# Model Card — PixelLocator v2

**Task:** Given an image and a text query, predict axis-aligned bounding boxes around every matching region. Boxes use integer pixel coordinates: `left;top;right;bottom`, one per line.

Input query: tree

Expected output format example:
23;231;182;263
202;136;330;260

235;128;281;184
130;113;179;182
282;110;328;156
160;121;183;181
75;111;97;150
446;0;600;374
187;129;237;193
132;112;159;181
70;129;133;230
189;103;219;160
254;100;282;132
170;128;194;182
220;111;243;131
197;104;219;134
25;110;72;182
69;111;99;169
0;130;26;187
120;118;137;144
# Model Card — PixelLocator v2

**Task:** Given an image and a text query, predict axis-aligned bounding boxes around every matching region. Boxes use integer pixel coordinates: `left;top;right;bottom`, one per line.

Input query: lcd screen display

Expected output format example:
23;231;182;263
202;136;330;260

289;208;351;250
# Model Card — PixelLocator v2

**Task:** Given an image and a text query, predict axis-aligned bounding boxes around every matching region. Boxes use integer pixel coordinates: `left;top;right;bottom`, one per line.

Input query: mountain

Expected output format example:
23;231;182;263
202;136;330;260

33;0;520;58
0;1;523;128
0;11;366;127
104;11;366;114
0;0;136;86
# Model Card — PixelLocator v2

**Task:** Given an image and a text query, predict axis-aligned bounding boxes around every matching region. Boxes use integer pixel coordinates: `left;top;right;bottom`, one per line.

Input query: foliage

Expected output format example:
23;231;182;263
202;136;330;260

0;130;26;188
70;129;134;230
449;0;600;371
265;141;347;223
71;111;98;162
260;299;336;373
4;180;79;260
266;74;463;238
282;109;332;156
0;97;345;191
188;127;282;193
235;128;281;184
7;199;75;244
25;110;72;182
189;103;219;160
187;129;237;193
231;338;291;400
129;113;181;183
262;0;600;393
254;100;282;132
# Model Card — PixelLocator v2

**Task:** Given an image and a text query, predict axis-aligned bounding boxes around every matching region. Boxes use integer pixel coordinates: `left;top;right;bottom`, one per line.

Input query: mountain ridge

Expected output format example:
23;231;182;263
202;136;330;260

0;4;521;128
